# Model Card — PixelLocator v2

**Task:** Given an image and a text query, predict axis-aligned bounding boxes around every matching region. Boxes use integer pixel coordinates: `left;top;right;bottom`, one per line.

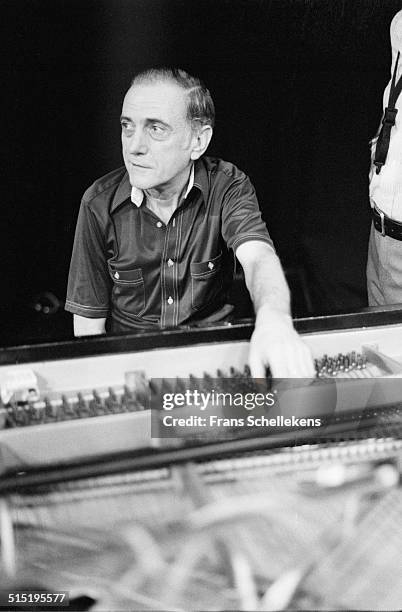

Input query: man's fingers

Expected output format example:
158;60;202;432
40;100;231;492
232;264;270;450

249;336;315;379
292;345;316;378
248;350;268;379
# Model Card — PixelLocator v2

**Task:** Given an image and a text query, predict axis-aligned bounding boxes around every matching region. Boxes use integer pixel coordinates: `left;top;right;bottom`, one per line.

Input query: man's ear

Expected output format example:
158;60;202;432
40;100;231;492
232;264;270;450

190;125;213;160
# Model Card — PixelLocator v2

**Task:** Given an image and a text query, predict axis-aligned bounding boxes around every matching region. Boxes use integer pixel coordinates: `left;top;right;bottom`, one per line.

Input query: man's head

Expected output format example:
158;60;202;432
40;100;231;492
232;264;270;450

121;67;214;194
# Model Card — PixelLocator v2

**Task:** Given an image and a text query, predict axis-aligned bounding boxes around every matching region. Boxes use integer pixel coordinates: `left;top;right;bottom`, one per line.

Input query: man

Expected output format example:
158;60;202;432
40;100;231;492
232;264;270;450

367;10;402;305
66;67;314;378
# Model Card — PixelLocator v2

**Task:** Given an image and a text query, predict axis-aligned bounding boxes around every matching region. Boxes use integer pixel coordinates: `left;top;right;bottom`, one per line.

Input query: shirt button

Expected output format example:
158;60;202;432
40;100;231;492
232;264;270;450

167;258;174;267
167;296;174;305
156;221;163;228
114;272;120;279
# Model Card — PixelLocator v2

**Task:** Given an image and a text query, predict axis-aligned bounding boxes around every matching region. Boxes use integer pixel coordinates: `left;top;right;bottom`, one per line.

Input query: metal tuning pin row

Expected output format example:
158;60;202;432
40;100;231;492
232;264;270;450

2;384;148;428
314;351;367;377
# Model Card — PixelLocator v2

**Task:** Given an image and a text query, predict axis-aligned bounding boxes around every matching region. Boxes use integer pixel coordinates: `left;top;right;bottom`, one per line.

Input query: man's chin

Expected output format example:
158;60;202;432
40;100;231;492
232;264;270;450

128;172;155;190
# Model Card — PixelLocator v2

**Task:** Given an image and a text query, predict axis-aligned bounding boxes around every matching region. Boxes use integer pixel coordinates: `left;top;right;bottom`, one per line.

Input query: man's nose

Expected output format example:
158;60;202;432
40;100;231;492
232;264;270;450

128;127;148;155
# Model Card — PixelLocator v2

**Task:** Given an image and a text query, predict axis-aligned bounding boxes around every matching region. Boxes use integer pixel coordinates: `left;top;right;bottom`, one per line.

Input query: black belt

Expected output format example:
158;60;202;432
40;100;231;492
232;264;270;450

373;206;402;240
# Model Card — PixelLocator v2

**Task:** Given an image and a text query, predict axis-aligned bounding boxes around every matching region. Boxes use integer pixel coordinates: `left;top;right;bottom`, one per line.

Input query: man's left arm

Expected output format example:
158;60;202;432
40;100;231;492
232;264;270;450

236;241;315;378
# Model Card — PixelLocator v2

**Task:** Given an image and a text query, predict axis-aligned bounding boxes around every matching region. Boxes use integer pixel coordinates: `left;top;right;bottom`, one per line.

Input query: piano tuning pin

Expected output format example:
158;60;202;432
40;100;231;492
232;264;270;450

5;407;16;428
26;402;35;417
0;407;7;429
174;376;186;393
122;387;142;413
105;390;117;414
160;379;174;397
44;397;55;421
31;400;44;423
61;394;75;417
198;373;210;393
189;374;199;387
91;389;107;415
18;406;28;426
77;392;92;417
107;386;117;400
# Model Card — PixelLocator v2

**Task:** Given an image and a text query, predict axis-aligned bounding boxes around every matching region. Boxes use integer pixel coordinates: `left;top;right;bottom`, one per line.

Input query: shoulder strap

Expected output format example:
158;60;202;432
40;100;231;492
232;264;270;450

374;52;402;174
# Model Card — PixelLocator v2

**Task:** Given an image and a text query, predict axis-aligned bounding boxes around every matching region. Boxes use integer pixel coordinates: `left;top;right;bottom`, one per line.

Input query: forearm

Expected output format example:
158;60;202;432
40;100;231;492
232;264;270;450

73;314;106;337
237;242;291;320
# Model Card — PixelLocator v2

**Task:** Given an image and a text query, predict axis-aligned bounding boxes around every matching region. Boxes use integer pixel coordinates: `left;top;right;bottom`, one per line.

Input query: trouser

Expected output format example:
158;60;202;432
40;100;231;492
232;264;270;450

367;222;402;306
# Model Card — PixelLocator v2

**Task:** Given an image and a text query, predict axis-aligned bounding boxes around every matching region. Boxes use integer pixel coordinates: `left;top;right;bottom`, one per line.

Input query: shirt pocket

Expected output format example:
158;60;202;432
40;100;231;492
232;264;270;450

190;252;222;311
108;264;146;317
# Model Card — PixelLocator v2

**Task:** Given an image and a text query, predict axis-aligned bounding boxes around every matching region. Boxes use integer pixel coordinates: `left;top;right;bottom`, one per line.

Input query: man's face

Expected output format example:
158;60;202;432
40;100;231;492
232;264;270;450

121;81;198;192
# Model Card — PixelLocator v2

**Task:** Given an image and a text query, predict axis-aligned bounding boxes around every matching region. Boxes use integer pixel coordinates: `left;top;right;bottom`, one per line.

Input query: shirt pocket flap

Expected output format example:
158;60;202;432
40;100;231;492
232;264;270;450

190;253;222;277
108;264;143;284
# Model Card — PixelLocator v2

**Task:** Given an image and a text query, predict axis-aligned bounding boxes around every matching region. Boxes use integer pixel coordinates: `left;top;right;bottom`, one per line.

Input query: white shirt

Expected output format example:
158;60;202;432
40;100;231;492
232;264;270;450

370;10;402;221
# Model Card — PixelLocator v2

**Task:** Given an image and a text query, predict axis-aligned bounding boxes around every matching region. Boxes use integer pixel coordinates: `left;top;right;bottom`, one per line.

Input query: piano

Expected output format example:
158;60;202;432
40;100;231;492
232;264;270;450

0;307;400;610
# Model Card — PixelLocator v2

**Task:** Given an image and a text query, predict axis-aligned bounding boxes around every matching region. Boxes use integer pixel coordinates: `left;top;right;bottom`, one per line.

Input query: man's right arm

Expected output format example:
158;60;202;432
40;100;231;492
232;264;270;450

66;196;111;333
73;315;106;337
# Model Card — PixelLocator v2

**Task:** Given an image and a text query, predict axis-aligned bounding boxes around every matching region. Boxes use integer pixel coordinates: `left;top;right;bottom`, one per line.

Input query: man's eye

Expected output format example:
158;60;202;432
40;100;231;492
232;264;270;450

149;124;168;139
121;122;134;134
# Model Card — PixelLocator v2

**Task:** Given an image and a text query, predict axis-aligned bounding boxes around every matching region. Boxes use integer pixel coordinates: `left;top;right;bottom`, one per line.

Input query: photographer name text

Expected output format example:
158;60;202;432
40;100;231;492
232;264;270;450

162;415;322;427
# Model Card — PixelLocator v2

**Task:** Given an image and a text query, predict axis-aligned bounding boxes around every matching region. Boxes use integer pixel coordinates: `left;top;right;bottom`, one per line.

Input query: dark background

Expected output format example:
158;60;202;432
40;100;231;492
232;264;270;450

1;0;401;344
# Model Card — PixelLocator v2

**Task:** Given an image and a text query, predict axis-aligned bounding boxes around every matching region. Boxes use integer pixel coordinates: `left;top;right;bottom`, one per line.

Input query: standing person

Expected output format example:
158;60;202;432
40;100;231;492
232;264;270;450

367;10;402;305
66;67;314;378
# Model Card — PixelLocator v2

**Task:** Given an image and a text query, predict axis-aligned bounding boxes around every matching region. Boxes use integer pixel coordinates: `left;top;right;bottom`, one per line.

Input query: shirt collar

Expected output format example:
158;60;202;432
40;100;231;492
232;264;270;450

111;170;131;213
192;157;209;204
111;160;208;213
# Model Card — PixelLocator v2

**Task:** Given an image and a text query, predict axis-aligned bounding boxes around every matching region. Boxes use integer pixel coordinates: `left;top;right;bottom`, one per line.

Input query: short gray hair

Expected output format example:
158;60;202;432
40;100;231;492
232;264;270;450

131;67;215;129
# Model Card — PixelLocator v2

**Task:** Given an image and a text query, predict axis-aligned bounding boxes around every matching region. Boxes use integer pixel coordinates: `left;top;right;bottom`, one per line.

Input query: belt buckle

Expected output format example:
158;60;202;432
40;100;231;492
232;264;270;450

379;209;386;236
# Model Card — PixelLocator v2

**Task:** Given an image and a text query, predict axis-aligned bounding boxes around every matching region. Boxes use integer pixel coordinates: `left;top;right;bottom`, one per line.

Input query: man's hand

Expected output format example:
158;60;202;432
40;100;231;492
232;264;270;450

236;241;315;378
248;305;315;378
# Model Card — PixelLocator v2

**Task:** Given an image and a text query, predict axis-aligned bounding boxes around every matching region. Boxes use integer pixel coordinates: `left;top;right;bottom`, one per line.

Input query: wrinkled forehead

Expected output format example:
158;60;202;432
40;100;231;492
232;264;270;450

122;81;189;125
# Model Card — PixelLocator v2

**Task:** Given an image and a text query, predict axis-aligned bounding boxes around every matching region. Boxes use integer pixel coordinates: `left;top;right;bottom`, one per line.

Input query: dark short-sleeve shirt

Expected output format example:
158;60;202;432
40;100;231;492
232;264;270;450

65;156;273;332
